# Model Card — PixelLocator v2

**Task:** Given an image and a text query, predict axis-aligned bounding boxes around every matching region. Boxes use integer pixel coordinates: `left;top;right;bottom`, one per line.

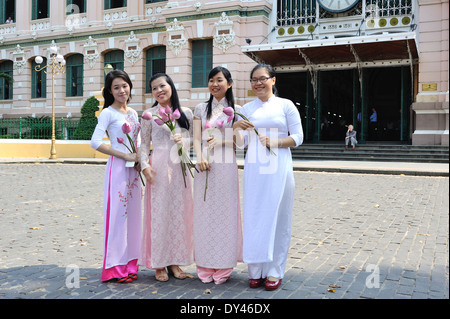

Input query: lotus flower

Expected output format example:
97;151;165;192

117;137;125;144
142;112;152;121
222;107;234;117
216;120;224;129
147;104;198;187
158;107;166;118
122;122;132;134
223;107;235;123
173;108;181;120
204;121;212;129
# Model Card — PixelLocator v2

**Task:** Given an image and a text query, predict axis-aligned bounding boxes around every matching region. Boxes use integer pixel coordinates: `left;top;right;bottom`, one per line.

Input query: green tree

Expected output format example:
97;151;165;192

73;96;100;140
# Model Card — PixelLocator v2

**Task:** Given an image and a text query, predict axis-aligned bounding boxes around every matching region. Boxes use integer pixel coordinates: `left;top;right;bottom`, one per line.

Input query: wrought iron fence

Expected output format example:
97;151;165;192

0;117;84;140
366;0;412;17
276;0;413;26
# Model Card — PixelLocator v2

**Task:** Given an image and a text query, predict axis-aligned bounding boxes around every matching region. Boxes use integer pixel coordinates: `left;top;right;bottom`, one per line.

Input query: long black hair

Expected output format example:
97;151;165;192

103;70;133;108
205;66;236;122
250;64;278;96
149;73;190;130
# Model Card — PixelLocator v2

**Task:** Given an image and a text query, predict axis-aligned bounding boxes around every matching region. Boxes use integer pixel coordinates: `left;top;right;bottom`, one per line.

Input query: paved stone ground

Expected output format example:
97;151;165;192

0;164;448;302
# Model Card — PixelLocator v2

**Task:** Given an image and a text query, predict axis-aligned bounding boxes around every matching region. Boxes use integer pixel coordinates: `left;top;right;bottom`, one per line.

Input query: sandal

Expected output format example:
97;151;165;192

116;276;133;284
167;265;187;280
128;273;138;280
155;268;169;282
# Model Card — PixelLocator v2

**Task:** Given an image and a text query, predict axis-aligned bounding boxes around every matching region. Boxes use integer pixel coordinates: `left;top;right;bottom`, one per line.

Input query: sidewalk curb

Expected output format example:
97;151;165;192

1;158;448;177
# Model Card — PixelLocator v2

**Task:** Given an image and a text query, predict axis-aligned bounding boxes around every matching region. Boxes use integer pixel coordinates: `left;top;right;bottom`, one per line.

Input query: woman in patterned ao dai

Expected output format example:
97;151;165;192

193;67;243;285
139;73;194;282
90;70;142;283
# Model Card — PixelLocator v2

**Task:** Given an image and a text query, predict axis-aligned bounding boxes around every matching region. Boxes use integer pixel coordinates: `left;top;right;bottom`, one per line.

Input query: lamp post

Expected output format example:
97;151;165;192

35;41;66;160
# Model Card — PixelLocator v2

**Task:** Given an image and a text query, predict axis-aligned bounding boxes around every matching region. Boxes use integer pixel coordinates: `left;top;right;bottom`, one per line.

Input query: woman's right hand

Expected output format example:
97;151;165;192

123;152;138;162
143;166;157;185
233;120;254;131
197;159;211;172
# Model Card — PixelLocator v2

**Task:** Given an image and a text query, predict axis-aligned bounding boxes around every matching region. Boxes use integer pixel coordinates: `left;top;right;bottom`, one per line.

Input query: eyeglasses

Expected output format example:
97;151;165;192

250;76;273;84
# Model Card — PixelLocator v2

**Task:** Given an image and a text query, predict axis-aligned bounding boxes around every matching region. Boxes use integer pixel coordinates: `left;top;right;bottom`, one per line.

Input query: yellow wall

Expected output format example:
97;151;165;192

0;140;109;159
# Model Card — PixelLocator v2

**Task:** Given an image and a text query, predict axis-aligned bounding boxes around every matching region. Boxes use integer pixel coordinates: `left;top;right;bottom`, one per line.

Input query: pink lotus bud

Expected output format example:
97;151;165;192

161;113;169;122
154;118;164;126
164;105;172;115
173;109;181;120
204;121;212;129
117;137;124;144
216;120;224;129
227;115;234;123
223;107;234;117
122;122;132;134
142;112;152;120
158;107;166;117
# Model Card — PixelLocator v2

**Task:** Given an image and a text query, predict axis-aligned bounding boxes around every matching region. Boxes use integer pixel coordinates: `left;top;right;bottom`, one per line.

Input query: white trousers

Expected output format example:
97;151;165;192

247;176;294;280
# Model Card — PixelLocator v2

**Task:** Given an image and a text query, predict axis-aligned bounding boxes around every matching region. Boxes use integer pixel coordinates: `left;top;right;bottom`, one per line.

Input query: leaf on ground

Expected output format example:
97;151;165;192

329;284;341;288
204;289;211;294
327;288;336;293
29;227;41;230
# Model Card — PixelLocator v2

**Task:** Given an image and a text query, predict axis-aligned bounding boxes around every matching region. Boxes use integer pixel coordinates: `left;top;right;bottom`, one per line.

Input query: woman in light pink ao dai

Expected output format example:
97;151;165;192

193;67;243;285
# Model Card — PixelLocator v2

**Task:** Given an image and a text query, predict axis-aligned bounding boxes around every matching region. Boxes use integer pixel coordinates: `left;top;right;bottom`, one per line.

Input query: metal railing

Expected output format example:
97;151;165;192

276;0;413;26
0;117;91;140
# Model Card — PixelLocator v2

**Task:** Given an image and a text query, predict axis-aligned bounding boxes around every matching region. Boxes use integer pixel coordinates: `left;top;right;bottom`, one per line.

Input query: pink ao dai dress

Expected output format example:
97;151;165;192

90;107;142;281
193;98;243;284
139;105;194;270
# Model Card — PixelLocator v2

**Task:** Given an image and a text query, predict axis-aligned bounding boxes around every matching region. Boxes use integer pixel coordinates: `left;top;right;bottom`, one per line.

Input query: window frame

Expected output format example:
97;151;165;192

66;54;84;97
192;39;213;88
145;46;166;93
31;58;47;99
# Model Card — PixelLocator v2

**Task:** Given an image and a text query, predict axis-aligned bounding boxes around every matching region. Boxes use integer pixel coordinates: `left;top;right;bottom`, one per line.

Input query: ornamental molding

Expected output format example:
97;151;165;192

213;12;235;53
124;31;142;66
166;19;187;56
83;36;100;69
13;45;26;74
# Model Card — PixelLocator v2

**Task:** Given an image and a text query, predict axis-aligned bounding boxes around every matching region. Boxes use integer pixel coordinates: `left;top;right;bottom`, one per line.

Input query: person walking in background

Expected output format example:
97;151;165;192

345;124;358;149
139;73;194;282
233;64;303;291
369;107;378;140
192;67;243;285
90;70;142;283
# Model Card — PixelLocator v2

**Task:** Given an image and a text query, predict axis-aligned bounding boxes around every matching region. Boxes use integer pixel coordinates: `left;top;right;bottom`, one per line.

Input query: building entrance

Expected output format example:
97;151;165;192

276;66;412;144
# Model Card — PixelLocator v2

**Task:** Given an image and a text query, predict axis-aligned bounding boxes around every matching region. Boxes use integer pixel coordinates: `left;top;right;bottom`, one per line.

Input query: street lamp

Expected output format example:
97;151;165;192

35;41;66;160
104;63;114;76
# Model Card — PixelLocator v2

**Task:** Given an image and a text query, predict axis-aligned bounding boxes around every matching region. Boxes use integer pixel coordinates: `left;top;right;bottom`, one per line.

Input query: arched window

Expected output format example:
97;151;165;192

31;58;47;99
104;50;124;83
145;46;166;93
66;54;84;97
0;60;13;100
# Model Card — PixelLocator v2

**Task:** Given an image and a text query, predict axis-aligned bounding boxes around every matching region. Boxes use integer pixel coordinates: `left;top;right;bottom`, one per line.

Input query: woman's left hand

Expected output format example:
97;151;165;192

259;135;272;148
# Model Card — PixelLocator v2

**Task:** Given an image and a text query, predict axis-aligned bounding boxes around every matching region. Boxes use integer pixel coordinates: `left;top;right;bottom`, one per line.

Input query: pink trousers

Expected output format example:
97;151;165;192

197;266;233;285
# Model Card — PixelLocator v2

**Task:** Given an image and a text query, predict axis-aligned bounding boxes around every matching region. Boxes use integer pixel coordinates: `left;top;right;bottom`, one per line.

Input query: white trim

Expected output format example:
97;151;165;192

242;32;418;54
413;130;449;135
414;110;448;115
0;139;110;144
